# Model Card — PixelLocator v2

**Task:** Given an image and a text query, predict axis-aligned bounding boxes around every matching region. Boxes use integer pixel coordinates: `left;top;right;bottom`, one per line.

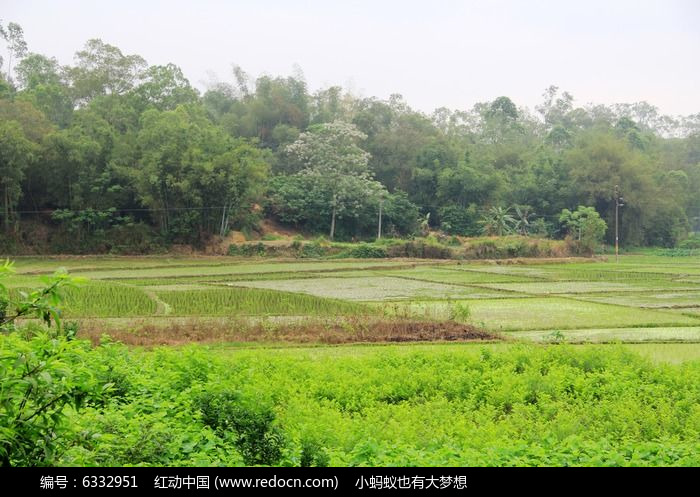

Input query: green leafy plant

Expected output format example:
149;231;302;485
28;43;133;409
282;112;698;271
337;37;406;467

0;259;84;331
197;391;285;465
0;260;95;467
448;301;472;322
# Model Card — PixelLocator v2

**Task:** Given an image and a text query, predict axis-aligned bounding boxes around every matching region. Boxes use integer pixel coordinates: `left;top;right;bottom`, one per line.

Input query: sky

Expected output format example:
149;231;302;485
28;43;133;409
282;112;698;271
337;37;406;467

2;0;699;116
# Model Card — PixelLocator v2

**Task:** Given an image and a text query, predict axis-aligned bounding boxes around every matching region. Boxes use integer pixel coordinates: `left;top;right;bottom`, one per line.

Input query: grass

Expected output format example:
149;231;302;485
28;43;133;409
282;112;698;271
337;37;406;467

76;317;496;346
626;343;700;363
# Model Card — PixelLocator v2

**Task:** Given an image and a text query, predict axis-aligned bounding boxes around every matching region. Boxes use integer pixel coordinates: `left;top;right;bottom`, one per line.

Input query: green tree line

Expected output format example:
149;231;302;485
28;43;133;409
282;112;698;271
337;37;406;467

1;22;699;252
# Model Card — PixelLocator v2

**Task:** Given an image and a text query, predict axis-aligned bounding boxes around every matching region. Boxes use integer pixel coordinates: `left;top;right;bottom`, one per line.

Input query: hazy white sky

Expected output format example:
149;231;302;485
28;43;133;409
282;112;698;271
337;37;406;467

2;0;699;115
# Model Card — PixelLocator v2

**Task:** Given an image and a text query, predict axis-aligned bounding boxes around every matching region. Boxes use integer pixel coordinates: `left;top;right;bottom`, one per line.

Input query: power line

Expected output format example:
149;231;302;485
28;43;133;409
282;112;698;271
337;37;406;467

13;206;231;214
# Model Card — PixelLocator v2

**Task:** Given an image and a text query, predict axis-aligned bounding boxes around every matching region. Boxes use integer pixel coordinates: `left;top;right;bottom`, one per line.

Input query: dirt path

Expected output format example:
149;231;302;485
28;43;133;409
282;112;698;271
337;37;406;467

142;289;172;316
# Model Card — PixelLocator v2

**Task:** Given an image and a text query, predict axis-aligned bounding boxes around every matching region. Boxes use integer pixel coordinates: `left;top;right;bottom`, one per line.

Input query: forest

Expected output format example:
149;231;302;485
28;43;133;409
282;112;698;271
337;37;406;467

1;21;699;253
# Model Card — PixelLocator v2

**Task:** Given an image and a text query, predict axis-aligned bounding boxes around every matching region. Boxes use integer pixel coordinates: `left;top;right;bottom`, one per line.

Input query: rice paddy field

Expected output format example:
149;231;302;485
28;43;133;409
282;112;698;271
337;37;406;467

5;253;700;466
10;254;700;343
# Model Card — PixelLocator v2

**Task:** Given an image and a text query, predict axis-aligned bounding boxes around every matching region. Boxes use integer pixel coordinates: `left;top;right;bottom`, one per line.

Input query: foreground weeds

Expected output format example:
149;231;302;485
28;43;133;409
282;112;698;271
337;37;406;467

12;341;698;467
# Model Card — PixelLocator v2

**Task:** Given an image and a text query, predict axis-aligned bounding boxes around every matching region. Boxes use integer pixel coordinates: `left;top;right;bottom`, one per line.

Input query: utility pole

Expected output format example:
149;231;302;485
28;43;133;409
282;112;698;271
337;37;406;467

377;198;383;240
614;185;624;263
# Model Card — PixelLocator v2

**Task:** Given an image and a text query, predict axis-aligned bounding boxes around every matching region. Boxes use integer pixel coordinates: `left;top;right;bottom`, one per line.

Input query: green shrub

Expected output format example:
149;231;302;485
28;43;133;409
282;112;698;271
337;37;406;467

448;301;471;321
649;248;700;257
197;391;285;465
679;235;700;250
0;331;98;466
300;439;330;467
463;236;568;259
0;262;101;467
343;243;388;259
386;240;455;259
299;242;330;258
228;243;267;257
439;203;480;236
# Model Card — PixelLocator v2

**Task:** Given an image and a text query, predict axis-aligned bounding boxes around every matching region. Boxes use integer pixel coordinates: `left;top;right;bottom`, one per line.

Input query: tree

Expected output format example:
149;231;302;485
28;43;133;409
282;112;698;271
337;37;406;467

15;53;73;127
479;206;516;236
563;130;656;245
206;143;270;236
68;39;147;105
0;122;34;232
3;22;28;83
513;205;536;235
559;206;607;254
383;190;420;236
286;121;385;239
132;63;199;111
134;105;268;241
439;203;479;236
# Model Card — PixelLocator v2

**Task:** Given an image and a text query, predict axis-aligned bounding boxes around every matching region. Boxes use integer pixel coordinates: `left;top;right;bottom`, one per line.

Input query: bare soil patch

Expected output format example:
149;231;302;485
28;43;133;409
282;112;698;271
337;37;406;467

78;317;499;346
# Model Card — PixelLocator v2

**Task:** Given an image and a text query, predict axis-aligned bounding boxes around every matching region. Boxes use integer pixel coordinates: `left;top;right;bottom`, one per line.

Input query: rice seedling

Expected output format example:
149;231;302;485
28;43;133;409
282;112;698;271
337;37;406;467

226;276;513;301
378;267;538;284
428;297;700;331
61;282;157;317
156;287;373;316
71;260;426;280
517;327;700;344
569;292;700;308
475;279;700;295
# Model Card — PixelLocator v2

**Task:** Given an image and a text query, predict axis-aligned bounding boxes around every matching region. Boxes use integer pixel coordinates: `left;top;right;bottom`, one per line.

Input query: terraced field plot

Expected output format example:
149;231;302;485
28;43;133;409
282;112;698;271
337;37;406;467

51;260;428;280
391;297;700;331
157;287;370;316
378;267;536;284
571;291;700;308
475;279;699;295
227;276;512;301
9;254;700;342
665;308;700;317
518;327;700;343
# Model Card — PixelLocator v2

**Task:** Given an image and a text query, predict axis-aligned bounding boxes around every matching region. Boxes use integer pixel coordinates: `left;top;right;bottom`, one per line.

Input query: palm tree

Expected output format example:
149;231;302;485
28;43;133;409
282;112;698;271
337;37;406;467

479;206;516;236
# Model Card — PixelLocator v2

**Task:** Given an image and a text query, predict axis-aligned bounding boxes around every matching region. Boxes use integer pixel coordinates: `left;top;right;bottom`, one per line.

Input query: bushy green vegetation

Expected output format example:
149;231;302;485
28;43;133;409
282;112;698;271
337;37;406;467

223;236;575;261
678;235;700;250
4;342;698;466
